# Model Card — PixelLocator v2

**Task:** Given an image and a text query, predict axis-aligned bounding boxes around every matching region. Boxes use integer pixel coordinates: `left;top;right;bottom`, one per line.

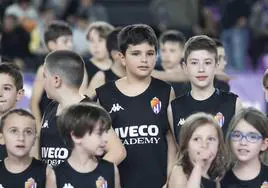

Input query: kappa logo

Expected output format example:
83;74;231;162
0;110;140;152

41;120;49;128
96;176;108;188
0;184;4;188
109;103;124;113
150;97;161;114
63;183;74;188
177;118;185;126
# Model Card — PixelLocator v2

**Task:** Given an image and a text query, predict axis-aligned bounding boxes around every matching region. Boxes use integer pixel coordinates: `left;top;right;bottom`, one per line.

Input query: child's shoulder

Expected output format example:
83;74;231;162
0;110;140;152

171;92;189;105
151;77;172;88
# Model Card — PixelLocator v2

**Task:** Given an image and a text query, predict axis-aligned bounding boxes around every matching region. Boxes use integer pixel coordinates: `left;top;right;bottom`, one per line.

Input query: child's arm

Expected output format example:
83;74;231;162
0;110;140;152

30;65;44;126
167;88;178;176
235;97;243;114
114;164;121;188
102;128;126;165
45;166;57;188
168;165;188;188
86;71;106;98
79;66;89;95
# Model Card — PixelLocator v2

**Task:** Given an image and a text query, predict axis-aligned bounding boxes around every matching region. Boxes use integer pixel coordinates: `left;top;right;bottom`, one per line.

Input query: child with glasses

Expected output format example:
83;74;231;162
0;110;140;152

221;107;268;188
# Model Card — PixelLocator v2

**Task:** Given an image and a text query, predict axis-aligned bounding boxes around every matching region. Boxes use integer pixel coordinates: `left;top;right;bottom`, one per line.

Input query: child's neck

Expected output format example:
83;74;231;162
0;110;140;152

233;158;262;180
68;149;98;173
111;61;126;78
4;155;32;173
116;75;151;97
91;57;112;70
57;89;85;115
191;86;215;101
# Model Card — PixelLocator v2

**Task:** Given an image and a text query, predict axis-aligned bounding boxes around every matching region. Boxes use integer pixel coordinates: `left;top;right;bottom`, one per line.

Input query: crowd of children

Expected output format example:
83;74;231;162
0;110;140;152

0;19;267;188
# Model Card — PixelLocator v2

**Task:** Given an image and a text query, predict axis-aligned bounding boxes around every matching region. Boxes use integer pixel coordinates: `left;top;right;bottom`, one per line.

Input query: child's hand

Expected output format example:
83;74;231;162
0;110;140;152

261;181;268;188
194;149;214;168
24;178;37;188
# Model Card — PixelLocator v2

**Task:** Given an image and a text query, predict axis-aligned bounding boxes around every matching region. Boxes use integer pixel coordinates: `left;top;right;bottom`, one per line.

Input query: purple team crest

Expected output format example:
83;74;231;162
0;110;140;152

214;112;225;127
150;97;162;114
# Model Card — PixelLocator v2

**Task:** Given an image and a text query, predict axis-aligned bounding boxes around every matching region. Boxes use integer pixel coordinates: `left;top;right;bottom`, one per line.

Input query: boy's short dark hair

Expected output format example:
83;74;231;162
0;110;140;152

159;30;186;46
184;35;217;63
213;38;223;48
86;21;114;40
0;109;35;133
118;24;158;55
57;103;112;150
44;20;72;47
44;50;84;89
106;27;122;59
263;69;268;88
0;62;23;90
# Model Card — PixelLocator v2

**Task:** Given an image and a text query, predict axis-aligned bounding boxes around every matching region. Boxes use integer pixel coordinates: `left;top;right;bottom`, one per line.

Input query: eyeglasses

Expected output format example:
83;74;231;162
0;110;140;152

230;131;263;143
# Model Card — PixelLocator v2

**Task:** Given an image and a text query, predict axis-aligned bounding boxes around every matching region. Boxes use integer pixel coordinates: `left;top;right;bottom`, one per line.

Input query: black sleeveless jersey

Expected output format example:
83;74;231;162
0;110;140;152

104;69;120;83
201;177;217;188
0;158;46;188
214;79;230;92
40;96;91;167
39;91;52;118
85;60;100;82
96;77;171;188
54;159;114;188
171;89;237;142
0;144;7;162
221;164;268;188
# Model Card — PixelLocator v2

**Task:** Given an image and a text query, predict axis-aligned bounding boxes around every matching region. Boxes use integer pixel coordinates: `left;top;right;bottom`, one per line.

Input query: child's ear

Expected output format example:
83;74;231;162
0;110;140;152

47;41;56;51
118;52;126;67
16;89;24;101
182;61;188;74
53;75;62;88
261;138;268;151
71;131;81;145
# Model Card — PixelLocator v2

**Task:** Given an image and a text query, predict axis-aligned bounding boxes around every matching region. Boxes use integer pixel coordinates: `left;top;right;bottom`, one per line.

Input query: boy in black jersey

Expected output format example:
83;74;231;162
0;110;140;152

30;20;74;126
38;50;125;167
214;38;230;92
0;109;49;188
96;24;177;188
46;103;120;188
171;35;243;143
159;30;190;97
85;21;115;98
89;27;126;93
0;63;24;161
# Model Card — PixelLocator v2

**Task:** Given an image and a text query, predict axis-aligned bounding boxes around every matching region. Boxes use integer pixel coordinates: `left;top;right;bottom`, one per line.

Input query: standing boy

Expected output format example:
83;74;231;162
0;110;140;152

30;20;73;125
96;24;177;188
0;62;24;161
46;103;120;188
171;35;243;142
39;50;125;167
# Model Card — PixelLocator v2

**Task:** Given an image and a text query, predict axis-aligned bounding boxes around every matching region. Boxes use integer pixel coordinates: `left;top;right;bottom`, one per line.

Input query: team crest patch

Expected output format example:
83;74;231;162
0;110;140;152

214;112;225;127
150;97;162;114
96;176;108;188
24;178;37;188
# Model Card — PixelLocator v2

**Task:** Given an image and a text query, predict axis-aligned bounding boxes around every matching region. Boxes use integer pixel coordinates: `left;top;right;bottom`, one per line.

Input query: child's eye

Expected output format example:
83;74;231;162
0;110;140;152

147;52;155;56
3;87;11;91
193;137;201;142
10;129;18;134
131;52;139;56
205;61;212;65
190;61;197;65
25;129;34;135
208;136;217;142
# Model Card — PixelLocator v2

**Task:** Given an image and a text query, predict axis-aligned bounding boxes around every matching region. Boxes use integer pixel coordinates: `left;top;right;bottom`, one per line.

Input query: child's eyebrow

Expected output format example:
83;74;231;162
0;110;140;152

3;84;14;87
